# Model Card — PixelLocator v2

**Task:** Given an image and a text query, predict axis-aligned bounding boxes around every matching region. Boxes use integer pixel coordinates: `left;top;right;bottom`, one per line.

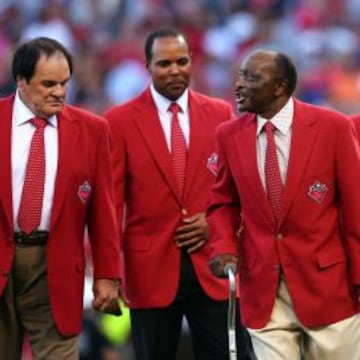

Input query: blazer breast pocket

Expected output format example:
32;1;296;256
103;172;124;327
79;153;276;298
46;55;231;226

315;247;346;270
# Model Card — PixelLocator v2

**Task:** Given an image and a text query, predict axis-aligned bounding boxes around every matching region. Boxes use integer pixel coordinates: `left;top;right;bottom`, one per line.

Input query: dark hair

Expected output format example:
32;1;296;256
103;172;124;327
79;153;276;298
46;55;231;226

273;52;297;95
12;37;73;82
144;27;191;63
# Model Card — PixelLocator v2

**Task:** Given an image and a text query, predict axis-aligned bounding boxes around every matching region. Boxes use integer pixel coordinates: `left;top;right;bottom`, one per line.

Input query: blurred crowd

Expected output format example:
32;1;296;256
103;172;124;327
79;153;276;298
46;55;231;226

1;0;360;115
8;0;360;359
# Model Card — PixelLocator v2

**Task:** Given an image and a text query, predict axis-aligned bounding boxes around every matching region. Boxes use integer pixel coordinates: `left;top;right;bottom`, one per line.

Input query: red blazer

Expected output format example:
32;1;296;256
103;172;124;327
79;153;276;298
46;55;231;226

105;88;234;308
208;100;360;329
0;95;121;335
351;114;360;136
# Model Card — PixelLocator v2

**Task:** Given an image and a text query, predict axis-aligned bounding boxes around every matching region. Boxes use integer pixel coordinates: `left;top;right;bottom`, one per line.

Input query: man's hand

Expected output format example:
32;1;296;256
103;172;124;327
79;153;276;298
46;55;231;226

209;254;238;279
92;278;128;315
174;212;208;253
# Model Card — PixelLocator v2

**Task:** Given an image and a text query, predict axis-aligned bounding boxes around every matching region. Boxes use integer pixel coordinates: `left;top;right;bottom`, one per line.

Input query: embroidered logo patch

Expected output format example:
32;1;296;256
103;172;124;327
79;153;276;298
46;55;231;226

207;153;218;176
308;180;328;204
78;181;92;204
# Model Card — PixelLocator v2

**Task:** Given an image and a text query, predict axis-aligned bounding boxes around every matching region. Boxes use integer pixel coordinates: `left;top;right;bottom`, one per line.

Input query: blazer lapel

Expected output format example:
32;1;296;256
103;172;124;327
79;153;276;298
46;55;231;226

237;114;275;226
182;92;209;202
133;90;181;204
279;101;317;226
0;96;15;228
50;107;80;229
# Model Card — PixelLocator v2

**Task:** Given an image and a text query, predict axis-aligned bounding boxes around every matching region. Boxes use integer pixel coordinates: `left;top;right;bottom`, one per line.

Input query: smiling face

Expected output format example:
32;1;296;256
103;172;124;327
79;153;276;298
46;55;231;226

146;35;191;101
235;51;287;119
17;51;71;118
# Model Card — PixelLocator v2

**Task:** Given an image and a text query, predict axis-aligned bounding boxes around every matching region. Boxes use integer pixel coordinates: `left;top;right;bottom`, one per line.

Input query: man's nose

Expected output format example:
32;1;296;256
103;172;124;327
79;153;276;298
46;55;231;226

235;76;245;88
169;63;180;74
52;84;66;97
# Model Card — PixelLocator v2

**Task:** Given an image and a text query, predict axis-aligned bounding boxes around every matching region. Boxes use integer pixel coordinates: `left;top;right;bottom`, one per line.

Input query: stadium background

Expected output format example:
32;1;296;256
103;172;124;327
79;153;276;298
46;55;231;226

2;0;359;359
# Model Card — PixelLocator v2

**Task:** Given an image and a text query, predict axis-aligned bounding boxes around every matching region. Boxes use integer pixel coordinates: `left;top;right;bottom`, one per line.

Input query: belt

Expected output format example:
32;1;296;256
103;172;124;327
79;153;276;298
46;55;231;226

14;231;49;246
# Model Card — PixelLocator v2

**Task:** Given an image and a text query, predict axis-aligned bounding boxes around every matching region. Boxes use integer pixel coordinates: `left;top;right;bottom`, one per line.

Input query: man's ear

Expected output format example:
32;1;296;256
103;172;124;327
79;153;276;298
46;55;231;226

275;79;288;97
17;77;26;92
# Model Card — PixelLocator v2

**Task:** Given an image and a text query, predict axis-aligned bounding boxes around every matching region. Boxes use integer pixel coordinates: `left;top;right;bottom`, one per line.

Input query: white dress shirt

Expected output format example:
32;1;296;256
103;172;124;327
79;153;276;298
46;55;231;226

256;97;294;188
150;84;190;151
11;91;58;231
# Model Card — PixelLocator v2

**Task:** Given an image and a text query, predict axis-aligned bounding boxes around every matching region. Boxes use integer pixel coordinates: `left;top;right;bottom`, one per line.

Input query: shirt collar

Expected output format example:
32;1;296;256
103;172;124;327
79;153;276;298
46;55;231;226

14;90;58;128
256;97;294;136
150;83;189;115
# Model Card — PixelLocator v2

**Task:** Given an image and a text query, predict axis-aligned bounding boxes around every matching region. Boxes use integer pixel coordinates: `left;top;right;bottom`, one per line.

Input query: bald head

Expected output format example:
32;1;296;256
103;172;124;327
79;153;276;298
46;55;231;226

243;50;297;95
235;49;297;118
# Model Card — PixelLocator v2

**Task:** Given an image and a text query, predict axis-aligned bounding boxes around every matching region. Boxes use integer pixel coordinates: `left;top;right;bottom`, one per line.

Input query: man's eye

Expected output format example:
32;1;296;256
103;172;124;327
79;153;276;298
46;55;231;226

157;61;170;68
244;73;257;81
238;71;257;82
178;59;189;66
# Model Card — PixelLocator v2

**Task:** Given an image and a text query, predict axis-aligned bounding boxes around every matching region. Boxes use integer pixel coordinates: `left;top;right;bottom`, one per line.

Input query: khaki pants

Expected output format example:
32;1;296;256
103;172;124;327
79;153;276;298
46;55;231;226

248;278;360;360
0;245;78;360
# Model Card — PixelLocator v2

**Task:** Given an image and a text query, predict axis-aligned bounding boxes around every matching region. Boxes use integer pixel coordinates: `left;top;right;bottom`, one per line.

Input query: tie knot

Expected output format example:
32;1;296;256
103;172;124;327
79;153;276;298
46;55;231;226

264;121;275;134
31;117;47;129
168;102;181;115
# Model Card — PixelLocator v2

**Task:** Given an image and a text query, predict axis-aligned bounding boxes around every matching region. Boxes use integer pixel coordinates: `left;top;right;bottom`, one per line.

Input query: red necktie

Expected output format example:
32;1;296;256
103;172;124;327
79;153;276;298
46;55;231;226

264;121;283;223
18;117;47;234
169;103;187;196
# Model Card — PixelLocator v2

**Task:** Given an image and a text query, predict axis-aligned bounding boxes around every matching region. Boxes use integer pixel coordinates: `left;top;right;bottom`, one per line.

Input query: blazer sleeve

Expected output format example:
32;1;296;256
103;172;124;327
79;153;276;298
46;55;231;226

335;118;360;285
207;124;241;259
106;113;126;249
87;118;122;280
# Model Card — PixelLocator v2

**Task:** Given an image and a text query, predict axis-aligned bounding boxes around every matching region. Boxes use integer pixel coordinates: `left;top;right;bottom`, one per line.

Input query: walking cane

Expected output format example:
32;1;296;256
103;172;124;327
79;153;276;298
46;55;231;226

224;263;237;360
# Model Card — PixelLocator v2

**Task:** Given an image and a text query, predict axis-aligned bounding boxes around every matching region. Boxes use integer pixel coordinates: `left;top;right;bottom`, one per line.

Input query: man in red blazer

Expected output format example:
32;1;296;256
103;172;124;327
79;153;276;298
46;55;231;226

0;37;124;359
208;49;360;359
105;27;253;359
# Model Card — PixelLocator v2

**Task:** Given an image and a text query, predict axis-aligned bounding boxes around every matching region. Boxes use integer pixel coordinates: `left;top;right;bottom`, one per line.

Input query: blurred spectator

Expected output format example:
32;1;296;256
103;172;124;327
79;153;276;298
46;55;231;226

20;2;75;50
104;59;149;105
1;0;358;116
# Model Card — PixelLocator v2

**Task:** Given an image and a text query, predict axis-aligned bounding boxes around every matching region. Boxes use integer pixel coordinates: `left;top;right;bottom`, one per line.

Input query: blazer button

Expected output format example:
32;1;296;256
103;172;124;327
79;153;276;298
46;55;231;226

276;233;283;240
2;271;9;277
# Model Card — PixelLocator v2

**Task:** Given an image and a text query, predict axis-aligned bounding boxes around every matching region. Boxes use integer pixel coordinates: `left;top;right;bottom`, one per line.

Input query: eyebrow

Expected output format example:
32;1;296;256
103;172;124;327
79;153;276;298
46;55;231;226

41;78;70;86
